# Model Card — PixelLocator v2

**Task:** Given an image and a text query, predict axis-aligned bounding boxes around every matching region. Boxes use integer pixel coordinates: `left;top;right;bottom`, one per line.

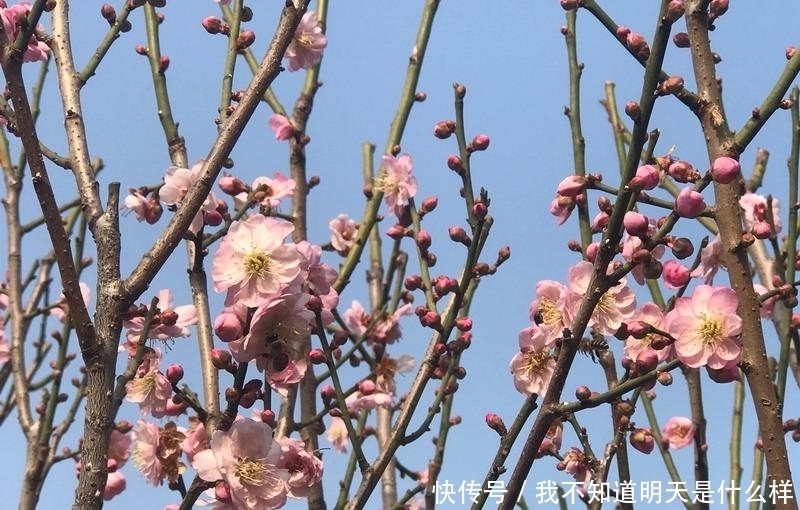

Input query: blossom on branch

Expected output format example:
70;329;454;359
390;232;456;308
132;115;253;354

666;285;742;369
192;419;290;510
211;214;304;307
510;324;555;397
0;3;49;62
376;154;418;218
285;11;327;71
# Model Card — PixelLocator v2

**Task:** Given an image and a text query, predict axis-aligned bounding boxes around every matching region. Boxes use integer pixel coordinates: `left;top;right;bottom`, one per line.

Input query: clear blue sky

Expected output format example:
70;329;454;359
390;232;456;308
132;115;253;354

4;1;799;509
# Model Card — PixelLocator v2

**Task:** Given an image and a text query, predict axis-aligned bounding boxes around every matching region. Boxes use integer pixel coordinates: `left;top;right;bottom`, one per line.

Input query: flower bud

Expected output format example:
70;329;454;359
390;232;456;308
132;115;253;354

214;311;244;342
236;30;256;52
628;164;659;191
623;211;649;237
709;0;728;19
404;275;423;291
470;134;490;151
472;201;488;219
667;160;698;183
658;75;684;96
674;187;706;218
556;175;586;198
455;316;472;332
787;47;797;60
635;350;659;374
202;16;226;35
386;225;408;240
663;0;685;24
420;196;438;214
626;32;650;60
358;379;376;395
662;260;691;289
433;120;456;139
657;372;673;386
673;32;690;48
575;385;592;401
416;229;432;250
210;349;232;370
448;226;471;247
710;156;740;184
420;311;442;330
158;55;170;73
135;45;148;56
485;413;507;436
101;4;116;22
447;155;464;174
166;364;184;384
624;101;641;120
670;237;694;259
630;428;655;454
308;348;326;364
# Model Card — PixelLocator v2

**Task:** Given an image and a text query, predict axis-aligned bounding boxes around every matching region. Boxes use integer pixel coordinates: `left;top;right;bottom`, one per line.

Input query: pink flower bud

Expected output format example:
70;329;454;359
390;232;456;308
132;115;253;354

667;160;698;183
448;226;471;247
260;409;277;428
455;316;472;332
201;16;226;35
166;364;184;384
623;211;649;237
101;4;116;22
710;156;740;184
309;348;326;364
205;210;223;227
626;32;650;60
268;114;295;141
624;101;641;120
485;413;507;436
218;175;248;196
210;349;232;370
215;481;232;502
158;55;170;73
358;379;376;395
675;187;706;218
664;0;685;24
420;311;442;330
615;26;631;40
658;75;684;96
627;321;652;339
787;47;797;60
386;225;407;240
628;164;659;191
472;201;488;219
560;0;580;10
585;241;600;262
662;259;691;289
416;229;432;250
575;385;592;401
214;311;244;342
420;196;438;214
670;237;694;259
556;175;586;198
673;32;690;48
630;428;655;454
635;350;659;374
752;221;772;239
470;134;490;151
591;211;609;233
135;45;148;56
709;0;728;19
404;275;423;291
433;120;456;139
447;154;464;173
236;30;256;52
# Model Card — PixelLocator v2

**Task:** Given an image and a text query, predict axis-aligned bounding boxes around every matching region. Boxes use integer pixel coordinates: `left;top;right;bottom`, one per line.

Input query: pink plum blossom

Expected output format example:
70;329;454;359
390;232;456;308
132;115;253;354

528;280;570;346
690;234;722;283
550;195;576;225
329;214;358;254
510;325;556;397
123;190;149;221
131;420;165;486
125;359;173;418
159;160;224;232
661;416;695;450
236;173;296;210
666;285;742;369
740;192;781;233
50;282;91;324
0;3;50;62
192;419;289;510
326;417;348;453
567;261;636;336
343;300;369;337
211;214;304;307
124;289;197;343
284;11;327;71
623;302;672;364
277;437;324;498
378;154;418;217
345;389;393;412
268;114;295;141
561;447;593;487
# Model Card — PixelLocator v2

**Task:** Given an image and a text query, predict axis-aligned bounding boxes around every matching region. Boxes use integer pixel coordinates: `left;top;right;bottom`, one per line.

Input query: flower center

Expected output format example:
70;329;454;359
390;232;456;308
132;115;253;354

296;33;314;47
539;299;561;326
243;251;271;278
522;350;550;374
375;174;400;194
235;457;267;486
698;315;722;345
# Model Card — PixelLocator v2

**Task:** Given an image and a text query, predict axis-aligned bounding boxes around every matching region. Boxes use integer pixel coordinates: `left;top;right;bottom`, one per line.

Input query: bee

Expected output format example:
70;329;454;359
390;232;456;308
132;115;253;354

263;333;291;372
577;336;609;363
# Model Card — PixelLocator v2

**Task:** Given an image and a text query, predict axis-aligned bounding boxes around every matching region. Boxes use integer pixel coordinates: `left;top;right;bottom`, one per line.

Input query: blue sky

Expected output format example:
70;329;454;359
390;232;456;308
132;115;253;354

4;1;799;509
